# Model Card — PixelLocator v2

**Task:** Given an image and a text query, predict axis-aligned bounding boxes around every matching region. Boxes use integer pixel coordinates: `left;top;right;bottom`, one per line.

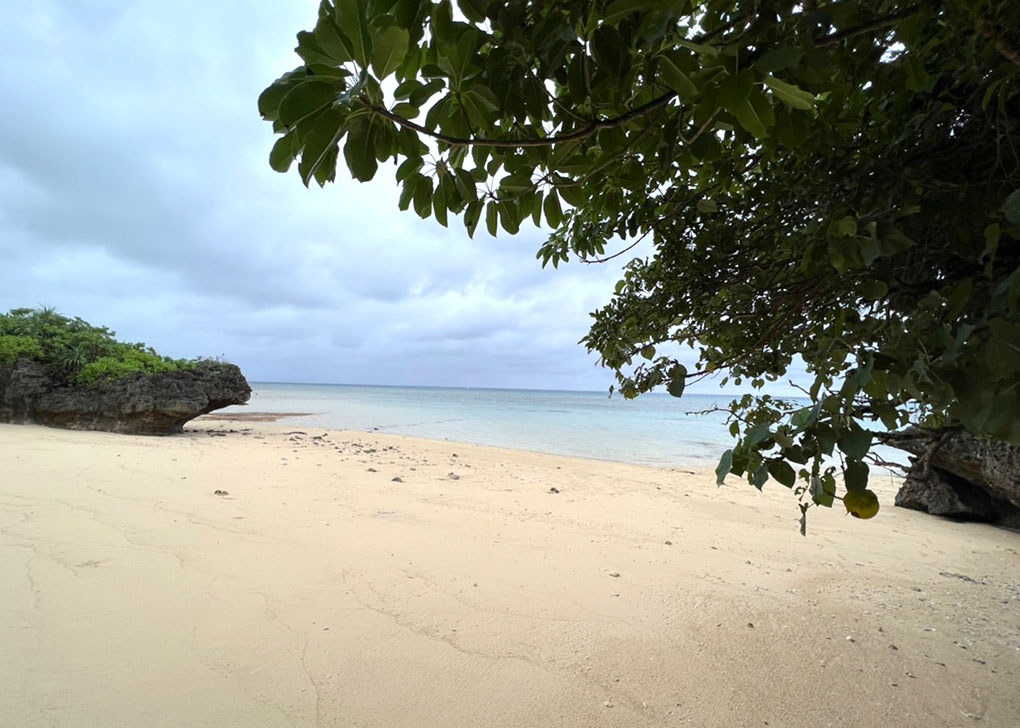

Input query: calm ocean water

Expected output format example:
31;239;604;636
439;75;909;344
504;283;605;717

217;382;768;467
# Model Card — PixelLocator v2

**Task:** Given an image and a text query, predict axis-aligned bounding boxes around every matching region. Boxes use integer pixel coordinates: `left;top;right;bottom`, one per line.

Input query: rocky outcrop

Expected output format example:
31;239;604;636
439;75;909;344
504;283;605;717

894;467;1005;522
884;427;1020;525
0;359;251;435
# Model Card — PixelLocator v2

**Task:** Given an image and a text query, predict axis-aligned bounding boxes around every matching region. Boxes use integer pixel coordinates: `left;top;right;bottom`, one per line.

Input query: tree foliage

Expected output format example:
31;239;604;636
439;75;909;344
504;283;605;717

261;0;1020;525
0;308;194;384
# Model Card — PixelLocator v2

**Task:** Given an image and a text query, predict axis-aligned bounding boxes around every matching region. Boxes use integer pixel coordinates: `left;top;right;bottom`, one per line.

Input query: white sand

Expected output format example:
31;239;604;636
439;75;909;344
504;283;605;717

1;422;1018;727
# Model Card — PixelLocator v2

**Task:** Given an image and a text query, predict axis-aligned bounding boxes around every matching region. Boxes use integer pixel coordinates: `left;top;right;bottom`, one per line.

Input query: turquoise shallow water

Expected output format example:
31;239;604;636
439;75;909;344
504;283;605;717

217;382;756;467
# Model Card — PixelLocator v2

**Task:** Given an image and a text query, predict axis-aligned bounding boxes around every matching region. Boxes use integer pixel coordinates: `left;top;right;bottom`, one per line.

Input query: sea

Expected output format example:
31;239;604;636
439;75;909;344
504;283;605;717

218;382;783;468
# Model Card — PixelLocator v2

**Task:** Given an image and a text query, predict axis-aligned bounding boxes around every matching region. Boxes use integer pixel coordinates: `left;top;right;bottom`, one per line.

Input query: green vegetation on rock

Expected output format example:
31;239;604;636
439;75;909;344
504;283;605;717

0;307;193;385
260;1;1020;527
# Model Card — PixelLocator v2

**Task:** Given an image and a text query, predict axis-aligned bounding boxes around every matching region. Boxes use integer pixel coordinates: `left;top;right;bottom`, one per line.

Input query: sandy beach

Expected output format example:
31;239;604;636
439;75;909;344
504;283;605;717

2;421;1018;727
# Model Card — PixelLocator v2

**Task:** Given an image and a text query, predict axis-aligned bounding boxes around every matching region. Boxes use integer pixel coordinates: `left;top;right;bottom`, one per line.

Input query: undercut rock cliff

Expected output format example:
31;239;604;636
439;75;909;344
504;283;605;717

0;359;250;435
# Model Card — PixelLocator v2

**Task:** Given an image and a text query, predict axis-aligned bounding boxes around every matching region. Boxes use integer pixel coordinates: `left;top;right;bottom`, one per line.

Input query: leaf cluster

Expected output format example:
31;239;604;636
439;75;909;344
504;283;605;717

263;0;1020;524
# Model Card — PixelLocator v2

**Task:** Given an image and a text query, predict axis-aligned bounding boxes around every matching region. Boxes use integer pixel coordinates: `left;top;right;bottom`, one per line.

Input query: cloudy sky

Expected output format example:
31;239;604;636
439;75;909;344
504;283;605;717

0;1;801;394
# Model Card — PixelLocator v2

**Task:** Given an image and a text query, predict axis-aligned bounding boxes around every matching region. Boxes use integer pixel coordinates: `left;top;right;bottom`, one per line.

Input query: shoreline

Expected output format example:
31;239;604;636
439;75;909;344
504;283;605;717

2;422;1018;727
197;411;316;422
214;383;745;470
193;416;704;473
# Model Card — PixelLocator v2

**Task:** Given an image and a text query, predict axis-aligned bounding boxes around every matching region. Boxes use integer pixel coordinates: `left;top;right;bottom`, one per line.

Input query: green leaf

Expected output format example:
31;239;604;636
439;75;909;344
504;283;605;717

295;31;336;66
334;0;371;67
603;0;649;23
748;90;775;130
391;102;419;119
677;38;719;57
311;146;338;186
837;424;872;460
767;459;796;487
858;279;888;301
397;174;417;211
500;173;534;194
530;189;544;227
945;279;973;321
279;81;336;128
299;107;346;186
659;51;698;99
343;115;377;181
412;174;432;218
269;135;296;173
755;48;802;73
314;20;353;63
719;69;753;110
371;25;409;79
986;319;1020;379
763;75;815;111
744;423;771;449
715;449;734;485
461;91;494;130
591;25;629;79
772;428;794;449
732;99;768;138
904;55;929;92
810;474;836;507
791;404;819;428
984;337;1020;380
259;79;298;122
833;216;858;237
453;167;477;201
543;190;563;228
485;201;498;237
667;364;687;397
558;182;588;207
721;72;768;138
456;0;486;23
752;463;769;490
433;174;448;227
499;201;521;234
1004;189;1020;224
409;79;445;108
394;79;422;100
463;199;484;237
982;224;1000;267
844;459;869;492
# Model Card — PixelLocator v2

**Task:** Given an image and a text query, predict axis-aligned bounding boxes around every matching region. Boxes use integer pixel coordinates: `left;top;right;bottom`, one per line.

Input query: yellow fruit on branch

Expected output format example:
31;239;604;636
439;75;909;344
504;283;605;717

843;489;880;519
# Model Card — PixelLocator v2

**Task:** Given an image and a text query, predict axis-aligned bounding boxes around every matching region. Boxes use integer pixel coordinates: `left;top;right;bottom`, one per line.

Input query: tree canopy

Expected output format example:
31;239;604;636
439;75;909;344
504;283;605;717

260;0;1020;527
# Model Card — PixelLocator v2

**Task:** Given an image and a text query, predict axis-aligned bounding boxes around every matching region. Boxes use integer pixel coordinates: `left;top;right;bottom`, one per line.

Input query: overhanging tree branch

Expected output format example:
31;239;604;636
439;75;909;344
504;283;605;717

815;6;921;48
359;91;677;148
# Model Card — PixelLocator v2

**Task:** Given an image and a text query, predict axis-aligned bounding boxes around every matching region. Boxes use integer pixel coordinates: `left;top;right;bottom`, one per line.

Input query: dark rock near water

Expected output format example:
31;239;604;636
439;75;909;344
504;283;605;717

894;468;1003;521
0;359;251;435
884;427;1020;525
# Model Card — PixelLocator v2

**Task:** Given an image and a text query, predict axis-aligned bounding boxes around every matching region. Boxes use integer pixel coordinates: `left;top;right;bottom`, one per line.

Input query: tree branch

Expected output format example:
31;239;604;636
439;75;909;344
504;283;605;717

816;7;920;48
359;91;677;149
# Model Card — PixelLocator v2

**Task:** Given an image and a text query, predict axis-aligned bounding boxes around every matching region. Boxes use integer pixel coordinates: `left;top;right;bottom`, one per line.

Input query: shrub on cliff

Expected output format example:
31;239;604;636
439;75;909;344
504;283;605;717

0;335;44;365
0;307;193;385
